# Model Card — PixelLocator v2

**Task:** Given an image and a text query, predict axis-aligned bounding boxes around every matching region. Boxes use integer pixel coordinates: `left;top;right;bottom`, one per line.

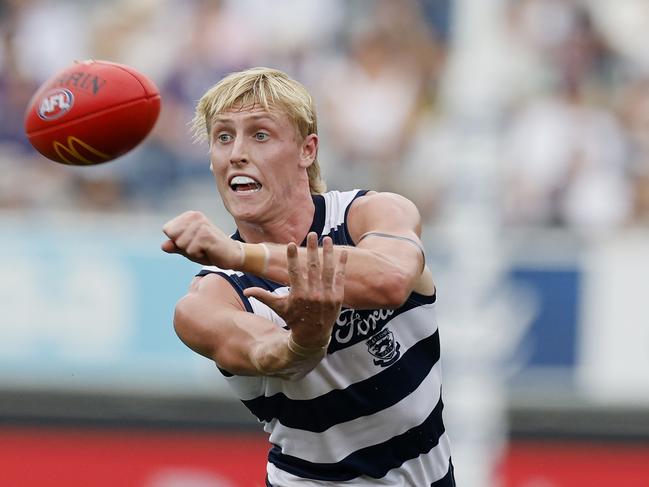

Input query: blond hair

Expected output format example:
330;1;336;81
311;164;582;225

192;67;326;194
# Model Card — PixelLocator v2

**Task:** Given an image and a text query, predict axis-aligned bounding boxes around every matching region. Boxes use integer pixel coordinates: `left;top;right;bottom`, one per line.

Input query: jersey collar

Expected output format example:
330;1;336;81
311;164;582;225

231;194;326;246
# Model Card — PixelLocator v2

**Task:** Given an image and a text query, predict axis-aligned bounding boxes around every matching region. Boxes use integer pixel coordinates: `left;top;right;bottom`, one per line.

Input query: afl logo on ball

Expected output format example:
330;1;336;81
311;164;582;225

37;88;74;121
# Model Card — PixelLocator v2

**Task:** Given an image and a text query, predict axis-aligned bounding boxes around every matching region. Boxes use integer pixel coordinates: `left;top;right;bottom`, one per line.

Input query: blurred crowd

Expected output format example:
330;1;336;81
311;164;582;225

1;0;649;236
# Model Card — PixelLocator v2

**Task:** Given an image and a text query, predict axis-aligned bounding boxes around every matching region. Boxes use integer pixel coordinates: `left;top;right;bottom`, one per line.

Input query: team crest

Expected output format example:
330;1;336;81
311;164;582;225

366;328;401;367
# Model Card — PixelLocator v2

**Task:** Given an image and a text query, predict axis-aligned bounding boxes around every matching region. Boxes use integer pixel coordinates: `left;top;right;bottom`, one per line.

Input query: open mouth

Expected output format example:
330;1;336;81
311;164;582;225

229;175;262;193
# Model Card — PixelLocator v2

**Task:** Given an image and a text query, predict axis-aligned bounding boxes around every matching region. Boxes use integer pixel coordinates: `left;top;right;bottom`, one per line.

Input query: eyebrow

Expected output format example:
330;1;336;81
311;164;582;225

212;113;277;125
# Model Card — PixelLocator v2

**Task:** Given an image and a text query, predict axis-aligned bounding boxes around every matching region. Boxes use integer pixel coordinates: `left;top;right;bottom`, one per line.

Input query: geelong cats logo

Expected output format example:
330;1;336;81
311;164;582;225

366;328;401;367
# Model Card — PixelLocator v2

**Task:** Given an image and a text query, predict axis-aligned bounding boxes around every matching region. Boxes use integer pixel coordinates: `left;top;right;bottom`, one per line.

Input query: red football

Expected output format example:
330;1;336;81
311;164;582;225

24;59;161;165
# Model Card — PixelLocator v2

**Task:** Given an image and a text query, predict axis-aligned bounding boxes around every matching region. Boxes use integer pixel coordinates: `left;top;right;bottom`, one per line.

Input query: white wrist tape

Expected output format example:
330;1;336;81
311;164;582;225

251;333;330;381
287;333;331;358
239;242;269;274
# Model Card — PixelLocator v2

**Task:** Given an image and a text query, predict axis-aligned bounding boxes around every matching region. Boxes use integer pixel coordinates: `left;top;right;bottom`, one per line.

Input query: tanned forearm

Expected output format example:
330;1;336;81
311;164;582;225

175;291;328;381
237;243;419;309
249;330;327;381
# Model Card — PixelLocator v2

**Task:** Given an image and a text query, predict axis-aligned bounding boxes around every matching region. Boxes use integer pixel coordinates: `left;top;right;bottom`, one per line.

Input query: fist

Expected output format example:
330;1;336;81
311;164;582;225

161;211;241;268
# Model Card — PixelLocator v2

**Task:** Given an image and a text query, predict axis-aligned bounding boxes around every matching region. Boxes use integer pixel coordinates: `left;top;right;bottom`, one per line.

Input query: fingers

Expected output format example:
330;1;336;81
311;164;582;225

321;236;335;288
243;287;285;312
298;234;343;295
334;249;348;295
162;212;196;252
286;242;304;289
161;211;223;266
161;239;180;254
271;236;346;337
172;220;201;250
162;211;192;240
306;232;320;288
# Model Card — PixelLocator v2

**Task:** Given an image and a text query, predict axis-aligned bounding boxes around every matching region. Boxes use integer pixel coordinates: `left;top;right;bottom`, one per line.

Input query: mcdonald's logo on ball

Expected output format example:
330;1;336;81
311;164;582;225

52;136;110;165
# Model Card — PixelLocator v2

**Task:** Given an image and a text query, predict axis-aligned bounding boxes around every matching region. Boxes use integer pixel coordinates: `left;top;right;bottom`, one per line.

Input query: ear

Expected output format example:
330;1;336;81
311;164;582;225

298;134;318;169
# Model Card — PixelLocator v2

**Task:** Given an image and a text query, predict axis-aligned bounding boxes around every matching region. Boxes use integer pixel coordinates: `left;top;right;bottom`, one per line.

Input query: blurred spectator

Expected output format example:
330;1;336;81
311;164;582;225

502;87;630;232
502;0;632;235
629;169;649;225
316;0;445;195
589;0;649;74
0;0;647;232
0;0;39;151
618;79;649;226
618;80;649;167
10;0;92;82
89;0;185;82
0;0;76;210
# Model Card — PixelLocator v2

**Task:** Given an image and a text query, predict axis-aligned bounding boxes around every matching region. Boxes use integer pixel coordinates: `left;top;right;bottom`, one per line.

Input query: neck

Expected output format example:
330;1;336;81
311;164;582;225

235;191;316;244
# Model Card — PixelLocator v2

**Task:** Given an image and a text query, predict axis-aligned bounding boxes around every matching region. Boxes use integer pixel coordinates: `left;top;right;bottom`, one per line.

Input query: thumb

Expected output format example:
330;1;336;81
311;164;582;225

243;287;285;312
161;239;180;254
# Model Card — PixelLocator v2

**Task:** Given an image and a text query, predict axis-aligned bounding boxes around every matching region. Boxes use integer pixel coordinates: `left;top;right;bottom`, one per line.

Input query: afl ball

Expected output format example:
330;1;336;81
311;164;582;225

24;59;161;165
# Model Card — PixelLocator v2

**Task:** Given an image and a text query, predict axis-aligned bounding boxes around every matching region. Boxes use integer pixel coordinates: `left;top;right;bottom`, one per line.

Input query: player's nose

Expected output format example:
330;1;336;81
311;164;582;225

229;137;248;165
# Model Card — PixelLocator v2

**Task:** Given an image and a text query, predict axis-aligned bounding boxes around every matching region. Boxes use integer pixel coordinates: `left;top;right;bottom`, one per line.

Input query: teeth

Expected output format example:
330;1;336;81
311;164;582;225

229;175;262;193
230;175;258;186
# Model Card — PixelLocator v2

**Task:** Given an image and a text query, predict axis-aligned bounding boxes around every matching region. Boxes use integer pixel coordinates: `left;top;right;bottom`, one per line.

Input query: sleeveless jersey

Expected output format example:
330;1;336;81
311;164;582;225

197;189;455;486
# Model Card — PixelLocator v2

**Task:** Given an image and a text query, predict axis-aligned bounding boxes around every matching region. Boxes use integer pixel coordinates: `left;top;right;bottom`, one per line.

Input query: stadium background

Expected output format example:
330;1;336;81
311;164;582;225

1;0;649;485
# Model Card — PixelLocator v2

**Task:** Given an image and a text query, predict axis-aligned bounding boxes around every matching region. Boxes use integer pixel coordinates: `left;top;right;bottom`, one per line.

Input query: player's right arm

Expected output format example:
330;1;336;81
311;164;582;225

173;273;285;376
173;238;346;380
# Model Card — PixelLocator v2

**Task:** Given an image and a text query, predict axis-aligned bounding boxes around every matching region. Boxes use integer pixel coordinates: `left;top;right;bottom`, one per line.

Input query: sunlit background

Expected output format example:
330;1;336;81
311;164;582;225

1;0;649;486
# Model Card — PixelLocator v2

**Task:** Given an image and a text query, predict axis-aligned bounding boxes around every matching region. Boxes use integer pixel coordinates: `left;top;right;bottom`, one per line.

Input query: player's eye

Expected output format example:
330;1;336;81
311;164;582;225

217;133;233;143
254;132;269;141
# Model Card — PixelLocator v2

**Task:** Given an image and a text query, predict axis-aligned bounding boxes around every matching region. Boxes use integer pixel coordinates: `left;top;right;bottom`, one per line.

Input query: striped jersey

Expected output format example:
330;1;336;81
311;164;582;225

197;189;455;486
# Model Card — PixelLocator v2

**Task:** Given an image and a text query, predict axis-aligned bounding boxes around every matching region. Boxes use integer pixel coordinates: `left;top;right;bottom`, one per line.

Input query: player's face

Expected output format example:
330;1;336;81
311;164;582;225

209;104;316;223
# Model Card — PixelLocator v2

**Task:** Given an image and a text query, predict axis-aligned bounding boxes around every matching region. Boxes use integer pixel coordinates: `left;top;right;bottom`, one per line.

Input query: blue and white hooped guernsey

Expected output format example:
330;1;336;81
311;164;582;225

197;189;455;486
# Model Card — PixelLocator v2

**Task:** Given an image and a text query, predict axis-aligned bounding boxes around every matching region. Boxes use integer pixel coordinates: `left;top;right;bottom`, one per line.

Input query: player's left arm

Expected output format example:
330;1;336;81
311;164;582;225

338;191;434;308
162;192;433;310
259;191;434;309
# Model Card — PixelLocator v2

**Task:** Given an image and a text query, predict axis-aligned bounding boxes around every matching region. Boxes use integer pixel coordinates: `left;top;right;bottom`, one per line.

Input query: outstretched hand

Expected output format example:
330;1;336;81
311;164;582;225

244;233;347;349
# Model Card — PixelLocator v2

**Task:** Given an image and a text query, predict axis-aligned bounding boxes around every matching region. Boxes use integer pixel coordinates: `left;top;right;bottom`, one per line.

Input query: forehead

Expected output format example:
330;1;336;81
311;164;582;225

211;104;290;126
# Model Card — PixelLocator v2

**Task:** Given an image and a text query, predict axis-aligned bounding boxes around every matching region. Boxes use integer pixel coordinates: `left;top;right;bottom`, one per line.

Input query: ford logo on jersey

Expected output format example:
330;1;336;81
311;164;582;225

331;307;396;352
